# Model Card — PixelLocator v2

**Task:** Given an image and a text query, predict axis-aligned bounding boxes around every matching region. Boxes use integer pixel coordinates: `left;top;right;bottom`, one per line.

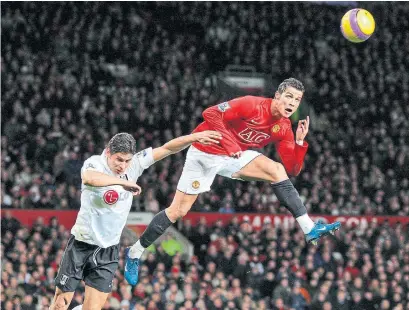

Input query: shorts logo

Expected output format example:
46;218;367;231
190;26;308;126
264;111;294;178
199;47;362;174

60;274;69;285
192;181;200;189
103;190;119;205
217;102;231;112
272;125;280;133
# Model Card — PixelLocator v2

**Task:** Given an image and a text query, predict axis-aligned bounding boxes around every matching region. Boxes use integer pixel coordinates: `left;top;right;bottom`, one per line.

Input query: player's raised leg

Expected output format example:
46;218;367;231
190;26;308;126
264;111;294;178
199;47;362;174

233;154;341;244
125;191;198;285
82;286;109;310
125;145;219;285
49;288;75;310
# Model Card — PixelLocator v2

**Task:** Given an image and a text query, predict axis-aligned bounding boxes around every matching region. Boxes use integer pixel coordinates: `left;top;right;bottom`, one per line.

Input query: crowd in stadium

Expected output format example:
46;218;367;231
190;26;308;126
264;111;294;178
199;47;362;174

2;212;409;309
2;2;409;216
1;1;409;309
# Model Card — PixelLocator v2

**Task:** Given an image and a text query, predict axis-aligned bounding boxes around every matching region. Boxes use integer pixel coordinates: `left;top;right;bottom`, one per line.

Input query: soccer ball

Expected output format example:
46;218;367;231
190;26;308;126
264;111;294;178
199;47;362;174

340;8;375;43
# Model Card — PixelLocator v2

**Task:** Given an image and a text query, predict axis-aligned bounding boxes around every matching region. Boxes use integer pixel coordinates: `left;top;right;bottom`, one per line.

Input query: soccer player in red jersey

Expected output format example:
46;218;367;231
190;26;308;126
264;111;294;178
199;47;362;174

124;78;341;285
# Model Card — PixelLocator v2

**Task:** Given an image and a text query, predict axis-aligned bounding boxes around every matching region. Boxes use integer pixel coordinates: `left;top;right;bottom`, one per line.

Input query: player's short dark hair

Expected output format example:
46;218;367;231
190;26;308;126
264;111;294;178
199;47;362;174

107;133;137;155
277;78;305;93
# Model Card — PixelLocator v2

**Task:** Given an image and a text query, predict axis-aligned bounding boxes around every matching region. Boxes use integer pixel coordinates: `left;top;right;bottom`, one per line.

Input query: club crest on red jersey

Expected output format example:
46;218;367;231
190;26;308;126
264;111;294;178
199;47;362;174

103;190;119;205
272;125;280;133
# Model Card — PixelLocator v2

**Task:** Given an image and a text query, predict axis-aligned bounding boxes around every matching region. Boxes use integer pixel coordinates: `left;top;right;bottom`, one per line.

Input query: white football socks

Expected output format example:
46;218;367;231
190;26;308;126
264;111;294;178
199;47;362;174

129;240;145;259
296;214;315;234
72;306;83;310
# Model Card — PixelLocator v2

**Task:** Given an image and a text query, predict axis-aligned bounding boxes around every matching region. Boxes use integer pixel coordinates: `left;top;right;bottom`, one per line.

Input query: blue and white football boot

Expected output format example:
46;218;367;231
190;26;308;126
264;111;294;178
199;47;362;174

124;247;139;285
305;220;341;245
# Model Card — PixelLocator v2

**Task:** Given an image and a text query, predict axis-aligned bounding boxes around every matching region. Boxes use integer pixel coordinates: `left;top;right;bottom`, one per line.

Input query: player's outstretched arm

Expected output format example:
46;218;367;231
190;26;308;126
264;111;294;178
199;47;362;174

152;130;222;162
82;170;142;194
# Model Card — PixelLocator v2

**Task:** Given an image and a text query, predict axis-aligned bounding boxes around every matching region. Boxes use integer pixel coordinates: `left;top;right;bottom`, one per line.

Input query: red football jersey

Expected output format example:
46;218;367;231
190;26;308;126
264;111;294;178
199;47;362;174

192;96;308;176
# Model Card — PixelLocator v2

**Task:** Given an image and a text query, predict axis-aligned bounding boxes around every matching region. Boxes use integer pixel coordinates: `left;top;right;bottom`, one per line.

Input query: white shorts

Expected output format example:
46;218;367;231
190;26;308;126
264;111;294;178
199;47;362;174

177;146;262;194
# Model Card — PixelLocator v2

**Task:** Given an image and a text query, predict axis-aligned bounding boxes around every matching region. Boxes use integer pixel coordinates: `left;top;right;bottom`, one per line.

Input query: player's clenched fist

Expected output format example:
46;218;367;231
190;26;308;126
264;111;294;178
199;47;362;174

296;116;310;143
193;130;222;145
230;151;243;158
122;181;142;196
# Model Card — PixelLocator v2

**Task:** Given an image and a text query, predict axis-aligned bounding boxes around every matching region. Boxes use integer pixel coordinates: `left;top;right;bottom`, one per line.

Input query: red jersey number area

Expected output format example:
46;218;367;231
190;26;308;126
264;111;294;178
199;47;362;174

103;190;119;205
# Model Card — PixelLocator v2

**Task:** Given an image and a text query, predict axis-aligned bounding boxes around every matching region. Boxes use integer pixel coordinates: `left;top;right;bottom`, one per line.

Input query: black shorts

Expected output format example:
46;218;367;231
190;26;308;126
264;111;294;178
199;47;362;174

55;235;120;293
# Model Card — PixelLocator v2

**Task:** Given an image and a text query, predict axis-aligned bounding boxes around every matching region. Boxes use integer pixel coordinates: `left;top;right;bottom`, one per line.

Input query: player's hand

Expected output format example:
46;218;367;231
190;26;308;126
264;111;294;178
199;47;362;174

230;151;242;158
194;131;222;145
296;116;310;143
122;181;142;196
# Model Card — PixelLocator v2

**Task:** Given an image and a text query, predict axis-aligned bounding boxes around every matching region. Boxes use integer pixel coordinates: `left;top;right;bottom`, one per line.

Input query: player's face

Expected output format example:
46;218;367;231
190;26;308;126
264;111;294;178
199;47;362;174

274;87;303;118
106;151;133;175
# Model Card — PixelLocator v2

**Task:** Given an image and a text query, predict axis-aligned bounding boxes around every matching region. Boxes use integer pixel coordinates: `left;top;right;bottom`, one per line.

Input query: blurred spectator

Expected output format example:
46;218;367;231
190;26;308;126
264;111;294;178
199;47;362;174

1;210;20;235
290;281;308;310
273;276;292;306
218;202;236;214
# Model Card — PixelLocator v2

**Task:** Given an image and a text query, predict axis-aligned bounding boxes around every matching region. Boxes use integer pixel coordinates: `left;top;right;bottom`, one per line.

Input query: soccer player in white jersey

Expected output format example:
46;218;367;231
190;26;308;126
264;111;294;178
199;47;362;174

50;131;221;310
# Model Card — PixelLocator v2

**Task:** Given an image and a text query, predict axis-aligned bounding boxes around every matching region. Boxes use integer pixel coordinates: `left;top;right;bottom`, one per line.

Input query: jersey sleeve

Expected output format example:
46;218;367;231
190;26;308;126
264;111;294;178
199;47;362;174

275;127;309;176
81;156;105;174
202;96;259;155
130;147;155;179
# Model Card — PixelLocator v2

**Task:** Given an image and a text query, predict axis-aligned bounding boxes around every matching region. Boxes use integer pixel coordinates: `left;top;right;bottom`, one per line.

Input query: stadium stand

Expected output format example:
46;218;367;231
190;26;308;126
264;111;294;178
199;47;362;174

1;212;408;309
2;2;409;217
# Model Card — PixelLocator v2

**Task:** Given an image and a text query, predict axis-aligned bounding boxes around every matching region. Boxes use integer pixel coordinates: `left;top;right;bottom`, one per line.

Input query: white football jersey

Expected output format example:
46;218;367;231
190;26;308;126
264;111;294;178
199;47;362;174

71;148;154;248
